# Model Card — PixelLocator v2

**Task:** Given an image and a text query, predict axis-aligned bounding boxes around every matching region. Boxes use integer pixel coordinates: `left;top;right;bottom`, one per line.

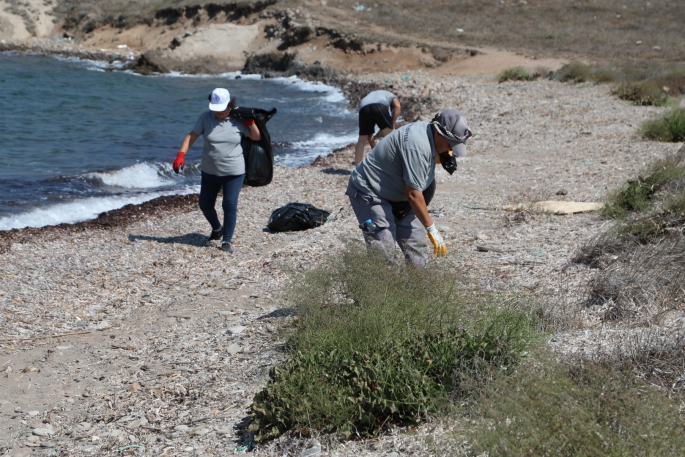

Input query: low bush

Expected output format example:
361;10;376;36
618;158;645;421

614;80;669;106
497;67;536;83
603;155;685;219
555;61;591;83
640;108;685;142
464;354;685;456
248;247;540;441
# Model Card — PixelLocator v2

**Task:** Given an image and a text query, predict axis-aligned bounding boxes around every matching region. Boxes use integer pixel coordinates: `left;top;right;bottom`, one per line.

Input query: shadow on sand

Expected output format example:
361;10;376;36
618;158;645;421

128;233;208;247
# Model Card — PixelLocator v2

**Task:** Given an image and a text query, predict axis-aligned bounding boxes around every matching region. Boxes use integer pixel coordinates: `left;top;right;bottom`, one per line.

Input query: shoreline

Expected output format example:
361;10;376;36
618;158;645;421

0;44;436;237
1;58;682;455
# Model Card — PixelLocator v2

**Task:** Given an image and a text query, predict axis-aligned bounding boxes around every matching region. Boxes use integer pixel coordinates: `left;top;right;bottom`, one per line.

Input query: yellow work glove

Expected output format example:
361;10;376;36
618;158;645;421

426;224;447;257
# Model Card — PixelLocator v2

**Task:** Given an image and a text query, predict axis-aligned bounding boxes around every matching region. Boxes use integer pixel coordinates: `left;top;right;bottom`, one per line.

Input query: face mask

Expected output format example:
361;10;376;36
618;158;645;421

438;150;458;175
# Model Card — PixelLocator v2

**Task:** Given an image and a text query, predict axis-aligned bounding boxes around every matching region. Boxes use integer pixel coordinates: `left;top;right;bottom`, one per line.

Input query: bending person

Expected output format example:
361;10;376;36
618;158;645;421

172;88;261;253
346;109;471;266
354;90;401;165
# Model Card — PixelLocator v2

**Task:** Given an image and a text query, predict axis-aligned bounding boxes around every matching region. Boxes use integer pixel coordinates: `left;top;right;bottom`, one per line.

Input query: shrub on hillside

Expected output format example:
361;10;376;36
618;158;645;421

640;108;685;142
247;247;539;441
603;155;685;219
465;355;685;456
497;67;536;83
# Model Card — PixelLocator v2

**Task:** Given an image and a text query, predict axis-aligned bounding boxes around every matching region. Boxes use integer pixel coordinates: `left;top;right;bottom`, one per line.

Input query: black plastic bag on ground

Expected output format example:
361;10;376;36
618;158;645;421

267;203;331;232
230;106;277;187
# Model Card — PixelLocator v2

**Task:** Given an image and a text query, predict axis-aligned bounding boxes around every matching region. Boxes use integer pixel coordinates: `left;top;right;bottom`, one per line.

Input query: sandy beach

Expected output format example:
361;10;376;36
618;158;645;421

1;64;682;454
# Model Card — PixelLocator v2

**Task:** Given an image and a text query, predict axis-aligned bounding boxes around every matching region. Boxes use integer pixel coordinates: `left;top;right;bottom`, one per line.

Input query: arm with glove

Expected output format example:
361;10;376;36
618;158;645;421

173;132;200;174
406;184;447;257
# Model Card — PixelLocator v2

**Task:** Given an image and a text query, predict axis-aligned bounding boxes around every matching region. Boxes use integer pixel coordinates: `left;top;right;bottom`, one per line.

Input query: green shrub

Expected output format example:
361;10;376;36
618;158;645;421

248;247;539;441
465;356;685;456
555;61;592;83
640;108;685;142
614;80;669;106
497;67;536;83
603;155;685;218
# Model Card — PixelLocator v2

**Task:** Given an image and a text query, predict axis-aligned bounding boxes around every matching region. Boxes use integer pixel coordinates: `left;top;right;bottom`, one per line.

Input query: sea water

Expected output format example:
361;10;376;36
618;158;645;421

0;53;357;230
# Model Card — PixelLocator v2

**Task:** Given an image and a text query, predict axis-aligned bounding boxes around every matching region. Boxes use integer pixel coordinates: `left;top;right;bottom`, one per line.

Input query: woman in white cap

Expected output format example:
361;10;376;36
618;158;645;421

172;88;261;252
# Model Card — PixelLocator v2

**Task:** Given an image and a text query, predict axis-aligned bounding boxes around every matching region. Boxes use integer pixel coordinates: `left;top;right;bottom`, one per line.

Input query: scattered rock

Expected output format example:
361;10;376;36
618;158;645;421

301;440;322;456
227;326;247;335
32;428;53;437
226;344;242;354
174;425;190;433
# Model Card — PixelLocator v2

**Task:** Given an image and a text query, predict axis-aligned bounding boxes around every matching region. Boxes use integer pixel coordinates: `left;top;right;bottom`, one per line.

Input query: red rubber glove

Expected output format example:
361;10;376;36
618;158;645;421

243;118;255;126
173;151;185;174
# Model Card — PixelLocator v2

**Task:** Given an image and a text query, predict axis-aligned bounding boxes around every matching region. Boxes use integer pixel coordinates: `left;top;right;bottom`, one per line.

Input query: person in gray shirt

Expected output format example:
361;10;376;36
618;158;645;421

355;90;401;165
172;88;261;252
346;109;471;266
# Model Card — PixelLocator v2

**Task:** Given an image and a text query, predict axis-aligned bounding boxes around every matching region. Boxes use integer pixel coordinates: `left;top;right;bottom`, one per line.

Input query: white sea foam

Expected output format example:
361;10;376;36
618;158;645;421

161;71;263;80
272;75;347;103
0;186;199;231
276;132;358;168
83;163;176;190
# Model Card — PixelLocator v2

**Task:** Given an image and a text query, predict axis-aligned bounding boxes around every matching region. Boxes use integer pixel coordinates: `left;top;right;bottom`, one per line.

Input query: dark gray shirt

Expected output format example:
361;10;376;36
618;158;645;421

350;122;436;202
192;111;250;176
359;90;398;115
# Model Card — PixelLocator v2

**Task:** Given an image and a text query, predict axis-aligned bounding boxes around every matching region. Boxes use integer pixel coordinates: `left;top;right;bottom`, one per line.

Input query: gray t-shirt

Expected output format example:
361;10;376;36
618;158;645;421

192;111;250;176
350;122;436;202
359;90;398;115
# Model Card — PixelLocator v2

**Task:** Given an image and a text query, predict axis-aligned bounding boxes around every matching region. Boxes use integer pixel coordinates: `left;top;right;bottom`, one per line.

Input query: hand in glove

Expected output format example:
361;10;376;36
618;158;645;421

426;224;447;257
173;151;185;174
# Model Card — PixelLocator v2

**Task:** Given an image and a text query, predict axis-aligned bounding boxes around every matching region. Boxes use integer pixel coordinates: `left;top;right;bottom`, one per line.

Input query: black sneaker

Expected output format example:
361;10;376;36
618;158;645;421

208;227;223;241
221;242;233;253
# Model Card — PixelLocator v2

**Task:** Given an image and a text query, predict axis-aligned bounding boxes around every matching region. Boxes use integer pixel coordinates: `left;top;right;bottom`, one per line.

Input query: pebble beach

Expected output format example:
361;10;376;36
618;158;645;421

1;61;683;456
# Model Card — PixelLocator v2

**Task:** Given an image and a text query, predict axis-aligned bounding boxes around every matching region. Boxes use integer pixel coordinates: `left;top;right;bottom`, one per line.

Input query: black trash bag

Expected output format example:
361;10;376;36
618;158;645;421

390;179;436;220
267;203;331;232
230;106;277;187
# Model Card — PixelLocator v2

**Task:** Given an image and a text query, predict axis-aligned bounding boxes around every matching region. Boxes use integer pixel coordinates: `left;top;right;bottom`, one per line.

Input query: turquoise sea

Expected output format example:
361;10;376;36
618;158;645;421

0;53;357;230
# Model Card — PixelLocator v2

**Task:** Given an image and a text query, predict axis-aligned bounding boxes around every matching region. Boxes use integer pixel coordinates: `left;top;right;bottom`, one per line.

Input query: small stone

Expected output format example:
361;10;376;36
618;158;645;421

94;321;111;331
40;442;56;448
192;428;210;436
556;189;568;196
32;428;54;437
167;432;180;438
227;326;246;335
128;382;141;392
174;424;190;433
184;447;194;452
652;46;661;50
301;440;322;456
75;321;88;328
216;429;232;435
66;398;75;404
27;411;40;417
55;346;71;350
226;344;241;355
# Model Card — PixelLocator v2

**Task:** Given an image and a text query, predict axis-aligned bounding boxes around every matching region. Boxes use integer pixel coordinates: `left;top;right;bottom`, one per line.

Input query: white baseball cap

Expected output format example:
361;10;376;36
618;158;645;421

209;88;230;111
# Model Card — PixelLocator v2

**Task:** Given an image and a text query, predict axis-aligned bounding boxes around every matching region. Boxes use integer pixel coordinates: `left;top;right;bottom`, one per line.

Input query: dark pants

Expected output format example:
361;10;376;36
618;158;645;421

198;171;245;244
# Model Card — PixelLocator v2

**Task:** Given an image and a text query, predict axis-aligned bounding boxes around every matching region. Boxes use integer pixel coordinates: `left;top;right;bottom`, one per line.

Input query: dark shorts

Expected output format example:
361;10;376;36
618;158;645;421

358;103;393;136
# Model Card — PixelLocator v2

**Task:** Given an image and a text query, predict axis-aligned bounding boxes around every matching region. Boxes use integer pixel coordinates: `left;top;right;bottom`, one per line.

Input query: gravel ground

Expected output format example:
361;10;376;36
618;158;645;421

0;69;682;456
